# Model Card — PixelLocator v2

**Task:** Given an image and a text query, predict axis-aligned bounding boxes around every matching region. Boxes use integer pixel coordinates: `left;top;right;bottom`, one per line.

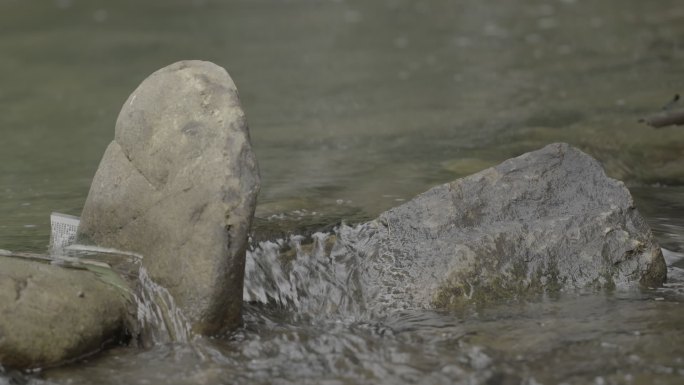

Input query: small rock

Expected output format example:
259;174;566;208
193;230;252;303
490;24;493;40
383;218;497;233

0;257;130;369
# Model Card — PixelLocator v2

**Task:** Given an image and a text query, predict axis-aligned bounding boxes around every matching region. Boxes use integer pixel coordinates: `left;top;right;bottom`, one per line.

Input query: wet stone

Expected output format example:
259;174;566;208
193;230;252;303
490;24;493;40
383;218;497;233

0;257;130;369
78;61;260;335
339;143;667;313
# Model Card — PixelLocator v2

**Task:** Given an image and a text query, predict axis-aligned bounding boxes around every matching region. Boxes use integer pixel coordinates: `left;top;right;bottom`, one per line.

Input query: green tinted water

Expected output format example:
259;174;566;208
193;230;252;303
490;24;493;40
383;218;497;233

0;0;683;384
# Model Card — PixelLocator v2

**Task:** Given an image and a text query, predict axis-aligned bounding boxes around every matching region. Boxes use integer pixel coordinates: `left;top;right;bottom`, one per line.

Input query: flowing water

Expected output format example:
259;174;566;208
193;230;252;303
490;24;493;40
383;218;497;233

1;0;684;384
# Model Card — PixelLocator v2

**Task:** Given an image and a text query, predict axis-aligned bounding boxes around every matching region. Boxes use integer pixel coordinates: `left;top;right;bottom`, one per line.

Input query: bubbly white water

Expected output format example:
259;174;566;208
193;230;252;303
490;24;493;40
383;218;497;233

244;231;367;321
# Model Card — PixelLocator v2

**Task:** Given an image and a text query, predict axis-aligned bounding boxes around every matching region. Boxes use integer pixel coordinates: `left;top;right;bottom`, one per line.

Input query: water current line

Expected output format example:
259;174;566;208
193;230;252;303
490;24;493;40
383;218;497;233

135;266;193;345
244;228;380;323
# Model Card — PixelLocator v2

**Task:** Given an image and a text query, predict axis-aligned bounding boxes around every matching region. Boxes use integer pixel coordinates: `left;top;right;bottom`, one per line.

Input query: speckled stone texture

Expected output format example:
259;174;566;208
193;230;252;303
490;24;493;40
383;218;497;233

78;61;260;335
341;143;666;313
0;257;129;369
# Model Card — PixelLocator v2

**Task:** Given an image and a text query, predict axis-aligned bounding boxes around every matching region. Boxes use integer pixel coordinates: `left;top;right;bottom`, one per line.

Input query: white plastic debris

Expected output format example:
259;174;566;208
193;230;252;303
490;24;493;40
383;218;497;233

49;212;80;250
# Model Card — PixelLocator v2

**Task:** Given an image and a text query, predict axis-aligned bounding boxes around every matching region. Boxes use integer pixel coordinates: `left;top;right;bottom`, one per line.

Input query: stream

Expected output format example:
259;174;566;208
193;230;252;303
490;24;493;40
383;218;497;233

1;1;683;384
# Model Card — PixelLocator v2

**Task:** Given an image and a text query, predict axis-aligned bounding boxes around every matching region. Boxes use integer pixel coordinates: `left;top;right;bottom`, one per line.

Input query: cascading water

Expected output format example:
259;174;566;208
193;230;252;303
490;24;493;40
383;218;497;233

56;243;195;346
243;222;403;324
243;230;370;322
134;265;193;345
235;226;510;385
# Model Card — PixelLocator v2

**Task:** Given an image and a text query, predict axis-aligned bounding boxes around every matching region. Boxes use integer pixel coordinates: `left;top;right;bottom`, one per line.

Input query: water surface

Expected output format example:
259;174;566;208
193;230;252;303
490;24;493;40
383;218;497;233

1;0;683;384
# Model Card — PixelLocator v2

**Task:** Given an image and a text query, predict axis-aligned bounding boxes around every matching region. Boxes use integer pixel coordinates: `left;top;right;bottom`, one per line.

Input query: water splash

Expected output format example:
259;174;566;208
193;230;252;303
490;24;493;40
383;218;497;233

244;228;381;322
61;244;194;345
134;266;193;345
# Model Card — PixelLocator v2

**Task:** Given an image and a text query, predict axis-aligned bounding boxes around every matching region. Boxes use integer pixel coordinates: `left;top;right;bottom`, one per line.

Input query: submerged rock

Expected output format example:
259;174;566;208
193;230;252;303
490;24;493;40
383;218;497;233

78;61;260;335
338;143;666;313
0;257;130;369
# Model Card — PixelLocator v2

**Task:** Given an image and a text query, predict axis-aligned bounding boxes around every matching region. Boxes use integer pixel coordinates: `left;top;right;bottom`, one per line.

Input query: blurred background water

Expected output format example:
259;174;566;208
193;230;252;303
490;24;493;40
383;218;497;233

0;0;683;384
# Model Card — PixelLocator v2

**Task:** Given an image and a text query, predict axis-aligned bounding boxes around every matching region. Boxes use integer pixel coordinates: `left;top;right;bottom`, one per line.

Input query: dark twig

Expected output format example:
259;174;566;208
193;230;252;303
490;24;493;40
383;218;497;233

662;93;680;111
639;94;684;128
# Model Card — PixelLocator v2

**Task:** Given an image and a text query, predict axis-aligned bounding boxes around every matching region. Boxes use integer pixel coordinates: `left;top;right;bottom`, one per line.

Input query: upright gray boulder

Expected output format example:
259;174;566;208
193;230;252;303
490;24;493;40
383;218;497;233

342;143;666;313
78;61;260;334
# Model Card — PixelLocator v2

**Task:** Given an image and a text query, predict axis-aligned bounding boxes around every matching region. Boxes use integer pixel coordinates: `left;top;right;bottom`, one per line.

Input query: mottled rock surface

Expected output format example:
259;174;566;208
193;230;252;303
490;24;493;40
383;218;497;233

78;60;260;334
0;257;129;369
340;143;666;313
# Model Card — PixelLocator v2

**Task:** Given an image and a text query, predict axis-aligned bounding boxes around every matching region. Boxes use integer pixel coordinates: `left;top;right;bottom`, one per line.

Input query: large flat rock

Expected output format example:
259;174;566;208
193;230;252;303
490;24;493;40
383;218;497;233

78;61;260;335
0;257;130;369
339;143;667;313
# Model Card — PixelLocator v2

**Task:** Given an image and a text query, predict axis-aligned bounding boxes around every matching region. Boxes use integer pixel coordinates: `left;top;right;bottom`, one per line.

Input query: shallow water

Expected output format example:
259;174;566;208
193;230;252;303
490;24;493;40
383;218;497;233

1;0;683;384
11;241;684;385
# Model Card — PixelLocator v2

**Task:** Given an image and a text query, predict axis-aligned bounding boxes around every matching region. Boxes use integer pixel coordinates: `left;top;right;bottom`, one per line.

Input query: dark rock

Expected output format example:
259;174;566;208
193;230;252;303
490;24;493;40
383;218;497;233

341;143;666;313
78;61;260;335
0;257;130;369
